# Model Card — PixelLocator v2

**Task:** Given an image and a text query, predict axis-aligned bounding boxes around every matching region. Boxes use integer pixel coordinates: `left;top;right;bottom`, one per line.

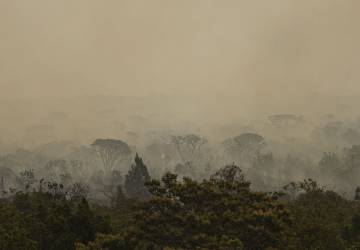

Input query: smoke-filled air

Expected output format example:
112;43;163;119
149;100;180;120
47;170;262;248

1;1;360;249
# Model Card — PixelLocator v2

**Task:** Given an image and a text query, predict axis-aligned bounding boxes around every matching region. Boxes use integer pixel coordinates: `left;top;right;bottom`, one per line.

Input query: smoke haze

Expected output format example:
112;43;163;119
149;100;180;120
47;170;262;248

1;0;360;147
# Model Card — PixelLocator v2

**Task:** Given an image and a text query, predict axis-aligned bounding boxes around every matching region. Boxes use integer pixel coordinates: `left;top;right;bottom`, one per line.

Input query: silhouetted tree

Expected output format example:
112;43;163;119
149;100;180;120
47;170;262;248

124;154;151;199
210;164;250;189
171;134;206;164
91;139;131;175
223;133;266;167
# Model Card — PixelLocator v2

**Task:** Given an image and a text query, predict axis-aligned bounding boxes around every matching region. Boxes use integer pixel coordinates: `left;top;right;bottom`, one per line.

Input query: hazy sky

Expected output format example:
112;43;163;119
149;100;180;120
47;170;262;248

1;0;360;107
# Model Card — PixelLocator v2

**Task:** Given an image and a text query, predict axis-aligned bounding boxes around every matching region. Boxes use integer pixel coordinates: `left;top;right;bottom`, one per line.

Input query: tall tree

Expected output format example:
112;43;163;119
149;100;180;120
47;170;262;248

91;139;131;174
124;154;151;199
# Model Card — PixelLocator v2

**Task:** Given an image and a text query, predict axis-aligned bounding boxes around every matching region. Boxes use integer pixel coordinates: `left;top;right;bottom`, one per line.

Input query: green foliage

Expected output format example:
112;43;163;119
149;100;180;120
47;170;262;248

287;182;358;250
3;161;360;249
0;204;37;250
125;166;292;249
0;184;112;250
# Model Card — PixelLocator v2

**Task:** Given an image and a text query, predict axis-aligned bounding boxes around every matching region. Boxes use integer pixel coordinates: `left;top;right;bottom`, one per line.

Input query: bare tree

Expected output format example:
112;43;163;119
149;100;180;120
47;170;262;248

91;139;132;174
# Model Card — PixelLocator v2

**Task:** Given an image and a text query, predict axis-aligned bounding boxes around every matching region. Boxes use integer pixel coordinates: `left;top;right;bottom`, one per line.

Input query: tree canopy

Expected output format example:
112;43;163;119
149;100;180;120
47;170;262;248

91;139;131;174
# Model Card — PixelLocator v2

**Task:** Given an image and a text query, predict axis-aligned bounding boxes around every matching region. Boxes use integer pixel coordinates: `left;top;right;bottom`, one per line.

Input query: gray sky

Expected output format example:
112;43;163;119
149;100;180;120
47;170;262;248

1;0;360;111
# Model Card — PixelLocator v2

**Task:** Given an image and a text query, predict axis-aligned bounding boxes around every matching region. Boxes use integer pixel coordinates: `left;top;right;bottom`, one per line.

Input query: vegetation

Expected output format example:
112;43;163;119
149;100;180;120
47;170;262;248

1;159;360;249
2;133;360;249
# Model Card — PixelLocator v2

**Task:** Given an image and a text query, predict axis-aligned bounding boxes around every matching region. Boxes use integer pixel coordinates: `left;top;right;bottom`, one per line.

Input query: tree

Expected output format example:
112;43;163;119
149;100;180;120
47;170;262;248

70;198;96;244
210;164;250;190
344;213;360;248
75;234;127;250
223;133;266;167
68;160;89;183
318;152;343;186
354;187;360;201
282;179;324;200
0;181;112;250
171;134;206;164
129;166;292;250
90;169;124;205
287;185;353;249
174;162;194;178
124;154;151;199
68;182;90;203
232;133;265;153
91;139;131;174
19;169;37;192
144;141;175;175
0;204;38;250
342;145;360;185
344;145;360;170
0;167;22;194
43;160;69;184
110;185;127;209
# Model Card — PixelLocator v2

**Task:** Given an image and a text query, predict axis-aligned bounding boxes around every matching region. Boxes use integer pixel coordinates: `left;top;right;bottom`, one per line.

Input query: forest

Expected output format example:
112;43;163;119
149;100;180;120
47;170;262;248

2;115;360;250
2;0;360;249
